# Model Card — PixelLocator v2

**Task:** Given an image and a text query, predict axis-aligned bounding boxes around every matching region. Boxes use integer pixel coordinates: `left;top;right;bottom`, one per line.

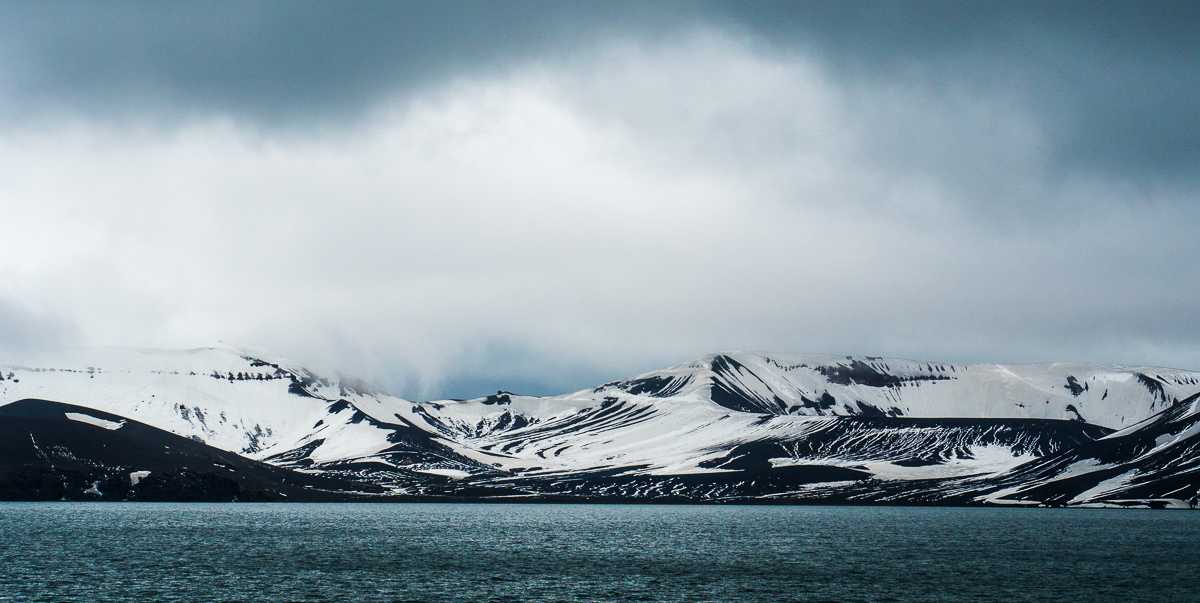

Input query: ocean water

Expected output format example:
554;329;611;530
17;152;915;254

1;503;1197;602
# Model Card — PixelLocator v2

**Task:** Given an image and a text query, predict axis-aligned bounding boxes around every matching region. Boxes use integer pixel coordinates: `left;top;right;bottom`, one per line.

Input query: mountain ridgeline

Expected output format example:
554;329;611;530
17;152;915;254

3;347;1200;507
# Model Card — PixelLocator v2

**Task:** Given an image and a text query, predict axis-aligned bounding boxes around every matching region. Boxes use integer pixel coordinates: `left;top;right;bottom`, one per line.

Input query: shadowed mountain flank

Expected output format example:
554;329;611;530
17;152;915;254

0;399;374;501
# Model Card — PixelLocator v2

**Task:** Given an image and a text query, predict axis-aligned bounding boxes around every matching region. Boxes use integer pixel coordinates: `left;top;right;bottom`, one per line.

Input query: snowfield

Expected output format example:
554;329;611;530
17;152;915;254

4;346;1200;506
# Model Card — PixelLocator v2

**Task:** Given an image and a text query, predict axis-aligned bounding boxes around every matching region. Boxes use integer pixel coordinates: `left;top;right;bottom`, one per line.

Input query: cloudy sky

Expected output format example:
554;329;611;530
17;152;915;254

1;1;1198;399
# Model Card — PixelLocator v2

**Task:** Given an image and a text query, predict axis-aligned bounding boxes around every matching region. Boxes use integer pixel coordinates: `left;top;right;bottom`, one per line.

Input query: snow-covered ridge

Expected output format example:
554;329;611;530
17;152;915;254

4;346;1200;504
597;352;1200;429
397;351;1200;480
0;346;415;460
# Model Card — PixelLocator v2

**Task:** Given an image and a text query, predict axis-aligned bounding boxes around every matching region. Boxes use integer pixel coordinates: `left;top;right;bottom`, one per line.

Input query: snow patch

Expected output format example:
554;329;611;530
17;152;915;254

1070;470;1138;503
1056;458;1111;479
416;468;471;479
849;445;1036;480
65;412;125;430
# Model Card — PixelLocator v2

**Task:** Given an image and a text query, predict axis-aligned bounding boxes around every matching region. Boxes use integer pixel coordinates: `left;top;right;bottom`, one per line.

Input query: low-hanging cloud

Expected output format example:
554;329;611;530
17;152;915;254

1;26;1198;399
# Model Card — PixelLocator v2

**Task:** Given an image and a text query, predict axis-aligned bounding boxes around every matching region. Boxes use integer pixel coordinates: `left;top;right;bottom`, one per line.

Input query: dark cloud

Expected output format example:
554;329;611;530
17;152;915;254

708;1;1200;183
0;1;669;127
3;1;1196;181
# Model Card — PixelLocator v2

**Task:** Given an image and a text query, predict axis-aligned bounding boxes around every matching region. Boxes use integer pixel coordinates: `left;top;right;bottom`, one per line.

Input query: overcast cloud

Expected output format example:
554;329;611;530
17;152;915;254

1;1;1198;399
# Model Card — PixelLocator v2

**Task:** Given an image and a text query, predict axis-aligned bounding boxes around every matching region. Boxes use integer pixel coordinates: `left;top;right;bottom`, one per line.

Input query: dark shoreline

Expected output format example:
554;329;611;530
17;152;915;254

3;491;1190;509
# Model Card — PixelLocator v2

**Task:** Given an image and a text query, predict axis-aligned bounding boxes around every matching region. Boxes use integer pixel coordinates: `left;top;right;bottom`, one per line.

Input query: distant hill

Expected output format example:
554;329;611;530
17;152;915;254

3;346;1199;507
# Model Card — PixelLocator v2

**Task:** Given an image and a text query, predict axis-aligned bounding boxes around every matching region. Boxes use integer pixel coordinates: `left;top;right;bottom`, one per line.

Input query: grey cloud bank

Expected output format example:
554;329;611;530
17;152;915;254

0;2;1197;399
5;1;1197;182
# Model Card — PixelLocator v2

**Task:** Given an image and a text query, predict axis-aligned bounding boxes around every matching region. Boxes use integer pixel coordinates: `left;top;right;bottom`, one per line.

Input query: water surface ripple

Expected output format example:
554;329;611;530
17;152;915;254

1;503;1197;602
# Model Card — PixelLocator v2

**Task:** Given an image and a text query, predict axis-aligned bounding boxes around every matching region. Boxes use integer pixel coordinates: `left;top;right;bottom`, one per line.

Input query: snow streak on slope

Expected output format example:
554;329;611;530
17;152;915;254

0;347;336;455
610;353;1198;429
973;392;1200;507
4;348;1200;505
0;347;487;493
403;352;1200;476
0;398;372;501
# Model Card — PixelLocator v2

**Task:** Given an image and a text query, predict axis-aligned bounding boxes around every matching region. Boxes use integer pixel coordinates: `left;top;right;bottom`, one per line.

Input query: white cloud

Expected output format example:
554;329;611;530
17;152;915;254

1;31;1197;397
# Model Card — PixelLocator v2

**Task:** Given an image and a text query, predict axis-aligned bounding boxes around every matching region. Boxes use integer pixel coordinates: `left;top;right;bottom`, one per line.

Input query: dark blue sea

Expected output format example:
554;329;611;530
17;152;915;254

1;503;1197;602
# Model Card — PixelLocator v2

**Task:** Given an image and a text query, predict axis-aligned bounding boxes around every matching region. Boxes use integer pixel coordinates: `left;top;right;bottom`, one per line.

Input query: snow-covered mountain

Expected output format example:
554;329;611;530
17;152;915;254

3;346;1200;507
0;347;481;494
0;398;372;501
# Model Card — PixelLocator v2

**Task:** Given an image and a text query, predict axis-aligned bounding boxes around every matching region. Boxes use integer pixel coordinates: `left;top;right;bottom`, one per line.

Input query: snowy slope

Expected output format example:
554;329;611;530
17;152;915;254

0;347;485;494
602;352;1195;428
1;347;357;456
4;347;1200;505
401;352;1200;478
973;392;1200;507
0;398;372;501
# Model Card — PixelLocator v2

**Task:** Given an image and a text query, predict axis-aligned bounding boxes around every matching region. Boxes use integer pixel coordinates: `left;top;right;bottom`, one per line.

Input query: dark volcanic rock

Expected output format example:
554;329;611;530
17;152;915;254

0;399;376;501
